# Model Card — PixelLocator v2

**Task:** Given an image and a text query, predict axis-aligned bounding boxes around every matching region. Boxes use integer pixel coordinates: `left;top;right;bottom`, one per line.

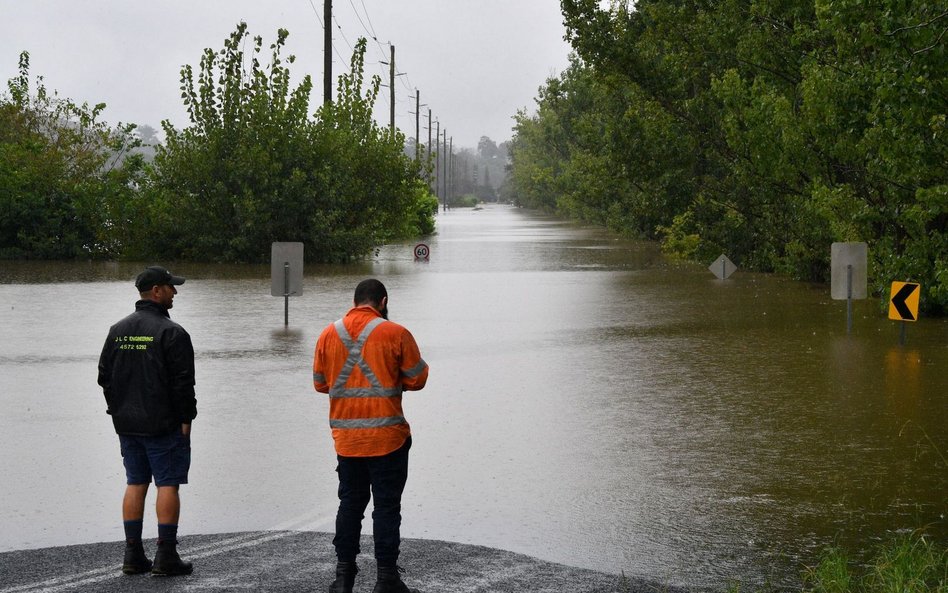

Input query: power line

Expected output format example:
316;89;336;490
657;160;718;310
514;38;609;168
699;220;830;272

344;0;388;71
343;2;414;96
348;0;371;36
351;0;390;63
359;0;381;42
331;14;355;56
310;0;450;143
306;0;349;68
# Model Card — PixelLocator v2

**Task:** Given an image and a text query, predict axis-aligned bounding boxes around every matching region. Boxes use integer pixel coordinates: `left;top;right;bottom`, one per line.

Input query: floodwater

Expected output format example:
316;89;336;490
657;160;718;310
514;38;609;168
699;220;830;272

1;204;945;589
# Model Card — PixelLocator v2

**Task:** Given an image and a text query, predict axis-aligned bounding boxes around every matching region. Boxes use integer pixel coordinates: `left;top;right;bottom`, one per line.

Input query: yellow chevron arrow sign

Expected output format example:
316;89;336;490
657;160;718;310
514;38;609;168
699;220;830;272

888;281;920;322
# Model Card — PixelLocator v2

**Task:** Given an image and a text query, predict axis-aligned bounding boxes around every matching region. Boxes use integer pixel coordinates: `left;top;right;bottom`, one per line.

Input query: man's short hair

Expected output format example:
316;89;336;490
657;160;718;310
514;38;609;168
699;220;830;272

354;279;387;307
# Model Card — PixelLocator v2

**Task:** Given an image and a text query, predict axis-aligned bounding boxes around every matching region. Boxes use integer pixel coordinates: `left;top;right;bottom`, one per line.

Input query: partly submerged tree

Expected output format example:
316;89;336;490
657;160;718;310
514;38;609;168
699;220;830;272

506;1;947;313
310;37;437;257
137;24;436;263
0;51;142;259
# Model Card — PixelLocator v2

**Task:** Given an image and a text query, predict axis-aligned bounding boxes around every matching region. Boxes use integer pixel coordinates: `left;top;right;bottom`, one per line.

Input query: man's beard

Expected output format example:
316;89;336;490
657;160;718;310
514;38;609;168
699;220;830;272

380;306;388;320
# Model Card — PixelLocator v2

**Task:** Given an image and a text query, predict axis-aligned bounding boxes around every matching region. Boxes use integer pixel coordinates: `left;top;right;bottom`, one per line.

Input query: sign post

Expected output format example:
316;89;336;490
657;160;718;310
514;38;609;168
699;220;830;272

271;242;304;327
830;242;867;333
888;281;920;346
709;254;737;280
414;243;430;261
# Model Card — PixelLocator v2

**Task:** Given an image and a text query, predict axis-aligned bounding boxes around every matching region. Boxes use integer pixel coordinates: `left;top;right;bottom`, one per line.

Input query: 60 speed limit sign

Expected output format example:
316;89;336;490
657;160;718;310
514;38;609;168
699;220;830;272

413;243;430;261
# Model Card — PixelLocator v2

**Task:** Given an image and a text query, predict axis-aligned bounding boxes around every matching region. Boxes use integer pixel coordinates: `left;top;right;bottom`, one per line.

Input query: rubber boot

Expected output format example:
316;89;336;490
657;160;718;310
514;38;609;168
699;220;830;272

151;540;193;576
329;561;358;593
372;565;419;593
122;541;152;575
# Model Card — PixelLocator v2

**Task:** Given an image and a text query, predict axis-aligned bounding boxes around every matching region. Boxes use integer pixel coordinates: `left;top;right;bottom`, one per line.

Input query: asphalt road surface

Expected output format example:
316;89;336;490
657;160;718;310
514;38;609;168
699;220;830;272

0;531;678;593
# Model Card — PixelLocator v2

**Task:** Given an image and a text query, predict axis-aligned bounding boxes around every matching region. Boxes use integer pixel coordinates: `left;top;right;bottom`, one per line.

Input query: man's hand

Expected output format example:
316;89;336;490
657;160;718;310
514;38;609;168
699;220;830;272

181;423;191;437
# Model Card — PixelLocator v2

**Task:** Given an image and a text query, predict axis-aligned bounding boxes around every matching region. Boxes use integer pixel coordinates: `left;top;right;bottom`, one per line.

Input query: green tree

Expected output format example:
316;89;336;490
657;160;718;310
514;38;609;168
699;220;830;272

138;25;435;263
311;37;437;257
507;1;948;313
135;24;321;261
0;51;142;259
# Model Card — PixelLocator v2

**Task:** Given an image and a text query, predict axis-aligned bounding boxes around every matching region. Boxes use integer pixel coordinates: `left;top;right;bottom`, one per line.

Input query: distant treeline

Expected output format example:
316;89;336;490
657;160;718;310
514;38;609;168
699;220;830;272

0;24;437;264
506;1;946;314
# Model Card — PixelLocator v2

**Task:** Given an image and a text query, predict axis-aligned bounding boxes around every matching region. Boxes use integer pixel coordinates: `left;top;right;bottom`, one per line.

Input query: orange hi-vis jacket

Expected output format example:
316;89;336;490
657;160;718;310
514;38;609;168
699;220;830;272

313;305;429;457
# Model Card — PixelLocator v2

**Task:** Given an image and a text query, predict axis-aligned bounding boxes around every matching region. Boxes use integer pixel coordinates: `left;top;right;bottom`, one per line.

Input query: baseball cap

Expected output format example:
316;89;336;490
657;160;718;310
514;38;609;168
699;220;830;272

135;266;186;292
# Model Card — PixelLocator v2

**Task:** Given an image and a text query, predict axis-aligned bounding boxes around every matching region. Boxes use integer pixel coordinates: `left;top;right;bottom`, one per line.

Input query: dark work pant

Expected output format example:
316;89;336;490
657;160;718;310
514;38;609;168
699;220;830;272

333;437;411;567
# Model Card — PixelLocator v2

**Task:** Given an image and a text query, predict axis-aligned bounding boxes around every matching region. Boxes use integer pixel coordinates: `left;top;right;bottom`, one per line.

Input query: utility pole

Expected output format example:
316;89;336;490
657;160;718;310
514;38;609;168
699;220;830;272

410;92;426;166
415;89;420;162
323;0;332;105
434;120;440;199
449;136;454;206
424;108;432;179
389;45;395;136
442;130;448;211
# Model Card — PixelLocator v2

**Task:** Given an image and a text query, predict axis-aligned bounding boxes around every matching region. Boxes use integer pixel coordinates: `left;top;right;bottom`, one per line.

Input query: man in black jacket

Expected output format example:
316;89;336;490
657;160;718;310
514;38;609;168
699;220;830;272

98;266;197;577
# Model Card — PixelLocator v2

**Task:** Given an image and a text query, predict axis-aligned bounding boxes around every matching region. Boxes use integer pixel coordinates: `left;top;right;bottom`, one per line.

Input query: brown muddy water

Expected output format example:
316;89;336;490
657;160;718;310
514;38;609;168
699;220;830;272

0;204;945;589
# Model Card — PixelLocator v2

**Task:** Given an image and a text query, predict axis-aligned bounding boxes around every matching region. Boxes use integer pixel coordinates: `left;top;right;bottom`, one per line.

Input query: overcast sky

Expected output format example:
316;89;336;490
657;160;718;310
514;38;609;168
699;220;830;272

0;1;573;149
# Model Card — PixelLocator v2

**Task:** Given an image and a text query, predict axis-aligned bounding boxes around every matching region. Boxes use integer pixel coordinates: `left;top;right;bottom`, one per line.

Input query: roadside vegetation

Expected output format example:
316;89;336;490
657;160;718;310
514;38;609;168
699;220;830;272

452;194;480;208
0;24;437;264
801;532;947;593
617;531;947;593
506;1;947;314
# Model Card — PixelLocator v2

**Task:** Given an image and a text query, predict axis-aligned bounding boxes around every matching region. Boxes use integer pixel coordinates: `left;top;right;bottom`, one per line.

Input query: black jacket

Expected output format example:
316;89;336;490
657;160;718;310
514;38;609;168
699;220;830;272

98;300;197;436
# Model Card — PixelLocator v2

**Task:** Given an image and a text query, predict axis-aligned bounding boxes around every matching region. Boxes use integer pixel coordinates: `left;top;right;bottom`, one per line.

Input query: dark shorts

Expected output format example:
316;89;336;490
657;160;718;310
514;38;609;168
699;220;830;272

119;431;191;487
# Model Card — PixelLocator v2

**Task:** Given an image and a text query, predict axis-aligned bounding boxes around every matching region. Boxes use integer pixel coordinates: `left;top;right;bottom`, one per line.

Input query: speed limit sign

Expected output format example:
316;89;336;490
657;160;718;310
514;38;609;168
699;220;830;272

413;243;430;261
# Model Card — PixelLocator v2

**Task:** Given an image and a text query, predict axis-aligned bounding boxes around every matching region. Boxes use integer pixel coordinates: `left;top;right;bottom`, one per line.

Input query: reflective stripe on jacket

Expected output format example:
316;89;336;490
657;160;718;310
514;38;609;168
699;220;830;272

313;305;428;457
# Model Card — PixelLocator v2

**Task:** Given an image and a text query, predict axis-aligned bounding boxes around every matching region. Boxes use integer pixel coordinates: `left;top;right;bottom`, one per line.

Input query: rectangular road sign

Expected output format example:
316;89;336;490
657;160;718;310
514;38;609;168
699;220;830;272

271;242;304;297
831;242;867;300
888;281;920;321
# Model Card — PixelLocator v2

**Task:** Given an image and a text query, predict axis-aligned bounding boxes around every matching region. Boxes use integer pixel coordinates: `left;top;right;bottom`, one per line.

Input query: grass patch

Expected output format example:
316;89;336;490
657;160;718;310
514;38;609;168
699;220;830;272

803;532;947;593
450;194;480;208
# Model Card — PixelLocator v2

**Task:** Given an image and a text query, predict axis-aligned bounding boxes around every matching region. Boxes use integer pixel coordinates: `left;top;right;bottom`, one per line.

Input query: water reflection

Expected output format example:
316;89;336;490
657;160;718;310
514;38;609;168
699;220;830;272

0;204;945;589
270;327;306;352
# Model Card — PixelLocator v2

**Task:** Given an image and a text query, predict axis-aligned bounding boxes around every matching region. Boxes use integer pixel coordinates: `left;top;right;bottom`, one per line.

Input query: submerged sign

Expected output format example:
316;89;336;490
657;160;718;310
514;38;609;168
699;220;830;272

709;254;737;280
830;242;867;300
271;242;304;297
271;242;304;327
888;281;921;322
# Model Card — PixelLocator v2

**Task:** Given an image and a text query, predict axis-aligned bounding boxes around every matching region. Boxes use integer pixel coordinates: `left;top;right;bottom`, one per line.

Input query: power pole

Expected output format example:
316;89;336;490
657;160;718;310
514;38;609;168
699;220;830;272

442;130;448;211
434;120;440;199
389;45;395;136
425;108;432;179
449;136;454;206
427;109;432;163
415;89;420;162
410;92;426;167
323;0;332;105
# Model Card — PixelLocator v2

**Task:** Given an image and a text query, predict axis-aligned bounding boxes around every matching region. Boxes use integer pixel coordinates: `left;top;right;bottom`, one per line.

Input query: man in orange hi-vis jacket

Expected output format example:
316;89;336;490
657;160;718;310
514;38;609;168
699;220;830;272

313;279;429;593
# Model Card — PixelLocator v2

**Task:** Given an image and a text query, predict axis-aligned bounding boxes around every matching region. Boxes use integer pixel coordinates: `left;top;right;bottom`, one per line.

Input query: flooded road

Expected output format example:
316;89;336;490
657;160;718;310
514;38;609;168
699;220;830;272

1;204;945;589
